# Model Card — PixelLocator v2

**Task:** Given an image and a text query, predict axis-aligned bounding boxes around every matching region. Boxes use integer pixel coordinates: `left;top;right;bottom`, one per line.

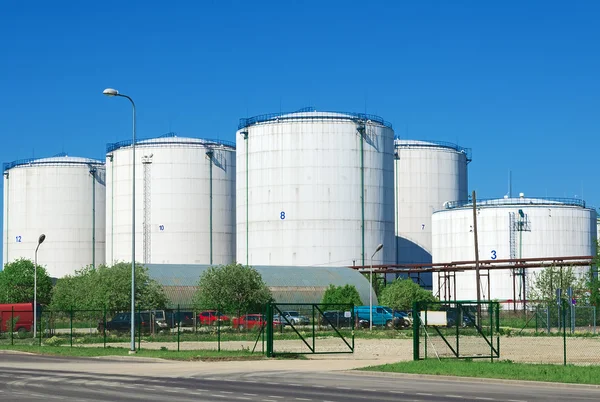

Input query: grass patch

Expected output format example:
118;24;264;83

0;344;266;361
361;359;600;385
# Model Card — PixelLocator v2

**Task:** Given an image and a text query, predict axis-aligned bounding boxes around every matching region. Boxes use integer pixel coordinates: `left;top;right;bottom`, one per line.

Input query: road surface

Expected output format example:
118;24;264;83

1;353;599;401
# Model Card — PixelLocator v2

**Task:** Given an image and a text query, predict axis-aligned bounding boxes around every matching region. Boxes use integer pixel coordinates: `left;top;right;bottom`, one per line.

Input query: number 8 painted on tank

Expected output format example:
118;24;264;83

280;211;285;220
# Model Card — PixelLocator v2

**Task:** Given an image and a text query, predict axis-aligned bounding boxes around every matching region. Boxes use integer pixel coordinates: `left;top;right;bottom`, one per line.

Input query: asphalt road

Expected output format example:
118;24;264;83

1;354;600;402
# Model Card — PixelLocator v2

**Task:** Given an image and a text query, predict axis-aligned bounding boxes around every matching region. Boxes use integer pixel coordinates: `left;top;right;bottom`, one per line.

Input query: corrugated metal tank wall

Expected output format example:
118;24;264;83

105;135;236;265
394;140;469;266
236;110;395;267
3;155;106;277
432;197;597;302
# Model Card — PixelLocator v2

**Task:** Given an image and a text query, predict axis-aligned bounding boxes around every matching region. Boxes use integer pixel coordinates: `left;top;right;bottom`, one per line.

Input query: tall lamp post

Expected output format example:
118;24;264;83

103;87;137;353
33;233;46;338
370;243;384;331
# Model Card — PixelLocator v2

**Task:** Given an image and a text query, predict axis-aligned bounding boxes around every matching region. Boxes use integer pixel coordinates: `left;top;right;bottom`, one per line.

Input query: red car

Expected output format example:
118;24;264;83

197;310;230;325
232;314;268;330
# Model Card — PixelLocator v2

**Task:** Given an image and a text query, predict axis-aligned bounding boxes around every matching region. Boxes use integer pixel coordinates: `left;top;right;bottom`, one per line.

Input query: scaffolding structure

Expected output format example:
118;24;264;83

350;255;594;309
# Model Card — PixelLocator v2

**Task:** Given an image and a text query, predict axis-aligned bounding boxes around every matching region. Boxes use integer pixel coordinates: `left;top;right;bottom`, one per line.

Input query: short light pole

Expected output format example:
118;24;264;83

103;87;137;353
33;233;46;338
370;243;384;331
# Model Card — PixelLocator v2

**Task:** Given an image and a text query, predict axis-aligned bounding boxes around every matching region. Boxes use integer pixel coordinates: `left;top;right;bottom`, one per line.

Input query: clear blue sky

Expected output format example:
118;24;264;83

1;0;599;260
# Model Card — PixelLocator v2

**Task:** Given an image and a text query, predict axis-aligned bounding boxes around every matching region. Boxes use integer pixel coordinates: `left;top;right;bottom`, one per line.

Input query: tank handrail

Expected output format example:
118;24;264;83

238;109;393;130
443;197;587;209
4;155;104;171
106;133;235;153
394;138;472;162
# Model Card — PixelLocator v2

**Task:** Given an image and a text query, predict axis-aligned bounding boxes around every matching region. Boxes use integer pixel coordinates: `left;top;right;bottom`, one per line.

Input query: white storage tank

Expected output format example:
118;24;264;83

105;133;236;265
3;154;106;277
236;108;395;267
394;139;470;266
432;195;597;302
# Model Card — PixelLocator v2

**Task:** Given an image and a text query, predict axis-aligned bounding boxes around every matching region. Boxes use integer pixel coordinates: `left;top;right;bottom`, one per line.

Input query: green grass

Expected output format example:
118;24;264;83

0;344;266;361
362;359;600;385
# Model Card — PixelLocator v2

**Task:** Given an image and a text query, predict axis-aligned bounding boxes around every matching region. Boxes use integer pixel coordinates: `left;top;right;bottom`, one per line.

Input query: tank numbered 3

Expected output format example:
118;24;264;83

490;250;497;260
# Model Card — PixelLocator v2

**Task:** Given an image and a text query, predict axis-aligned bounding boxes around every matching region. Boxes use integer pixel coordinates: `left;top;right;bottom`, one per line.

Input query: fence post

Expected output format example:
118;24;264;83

10;306;14;346
266;303;273;357
594;306;597;335
137;305;141;351
217;305;221;352
176;305;180;352
70;306;73;348
312;304;315;353
412;301;419;361
562;299;567;366
103;306;107;348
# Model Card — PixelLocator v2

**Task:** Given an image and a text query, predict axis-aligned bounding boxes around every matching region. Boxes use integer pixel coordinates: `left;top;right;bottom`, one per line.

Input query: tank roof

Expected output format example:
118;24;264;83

443;196;587;210
145;264;374;307
106;132;235;154
238;106;393;130
394;138;472;162
3;152;104;172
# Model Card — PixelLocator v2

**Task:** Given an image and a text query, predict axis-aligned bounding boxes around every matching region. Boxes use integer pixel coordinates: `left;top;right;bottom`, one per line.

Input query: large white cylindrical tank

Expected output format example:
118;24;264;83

432;196;597;302
3;154;106;277
394;139;470;266
105;134;236;265
236;108;396;267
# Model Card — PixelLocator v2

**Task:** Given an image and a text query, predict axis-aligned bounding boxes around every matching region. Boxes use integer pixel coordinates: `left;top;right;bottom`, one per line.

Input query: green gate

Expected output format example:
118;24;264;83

265;303;355;357
413;301;500;361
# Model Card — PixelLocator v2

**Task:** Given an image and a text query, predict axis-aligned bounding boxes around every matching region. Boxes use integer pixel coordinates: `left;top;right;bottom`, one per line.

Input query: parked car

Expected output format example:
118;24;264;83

446;309;476;328
98;312;169;334
166;311;195;328
319;310;369;329
280;311;310;325
354;305;395;328
198;310;231;325
0;303;42;335
232;314;269;330
381;307;412;329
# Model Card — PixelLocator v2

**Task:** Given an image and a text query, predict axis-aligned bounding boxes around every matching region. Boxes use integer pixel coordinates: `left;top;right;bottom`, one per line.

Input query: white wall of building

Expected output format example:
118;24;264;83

432;198;597;302
237;112;395;267
394;140;469;265
3;156;105;277
106;137;236;265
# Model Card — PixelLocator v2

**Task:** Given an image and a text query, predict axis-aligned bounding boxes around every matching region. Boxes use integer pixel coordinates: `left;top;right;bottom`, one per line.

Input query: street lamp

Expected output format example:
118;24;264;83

370;243;384;331
103;87;137;353
33;233;45;338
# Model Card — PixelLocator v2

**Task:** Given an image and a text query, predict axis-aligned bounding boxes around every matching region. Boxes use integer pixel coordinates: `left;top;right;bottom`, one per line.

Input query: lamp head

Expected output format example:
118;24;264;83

375;243;383;253
103;88;119;97
38;234;46;245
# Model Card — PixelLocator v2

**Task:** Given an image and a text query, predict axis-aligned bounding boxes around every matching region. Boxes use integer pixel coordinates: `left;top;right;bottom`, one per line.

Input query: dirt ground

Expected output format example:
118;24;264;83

90;336;600;365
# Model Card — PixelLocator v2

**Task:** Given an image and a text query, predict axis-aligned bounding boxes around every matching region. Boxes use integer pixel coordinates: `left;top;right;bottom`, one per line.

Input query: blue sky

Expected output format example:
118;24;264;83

1;0;599;259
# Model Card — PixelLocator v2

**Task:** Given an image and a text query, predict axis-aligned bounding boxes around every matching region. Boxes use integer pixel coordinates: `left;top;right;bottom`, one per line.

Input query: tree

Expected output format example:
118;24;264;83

193;263;272;316
50;262;169;311
528;265;585;304
379;278;437;311
321;284;363;306
0;258;52;304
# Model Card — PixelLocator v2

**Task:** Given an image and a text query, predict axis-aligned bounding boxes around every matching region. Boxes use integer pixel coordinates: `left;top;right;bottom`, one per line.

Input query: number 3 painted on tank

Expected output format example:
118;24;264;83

280;211;285;220
491;250;497;260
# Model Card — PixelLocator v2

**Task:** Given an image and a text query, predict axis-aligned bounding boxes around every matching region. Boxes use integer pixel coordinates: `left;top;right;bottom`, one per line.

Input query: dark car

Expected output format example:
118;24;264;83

320;311;369;329
98;312;168;334
445;309;476;328
166;311;195;328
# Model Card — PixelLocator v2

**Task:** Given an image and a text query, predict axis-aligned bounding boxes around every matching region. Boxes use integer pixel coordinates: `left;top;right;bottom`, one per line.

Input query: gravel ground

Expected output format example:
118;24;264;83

86;336;600;365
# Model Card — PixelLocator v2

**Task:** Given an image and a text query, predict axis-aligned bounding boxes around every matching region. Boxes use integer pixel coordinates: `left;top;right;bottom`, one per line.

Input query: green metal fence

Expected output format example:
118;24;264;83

266;303;355;357
413;300;500;362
